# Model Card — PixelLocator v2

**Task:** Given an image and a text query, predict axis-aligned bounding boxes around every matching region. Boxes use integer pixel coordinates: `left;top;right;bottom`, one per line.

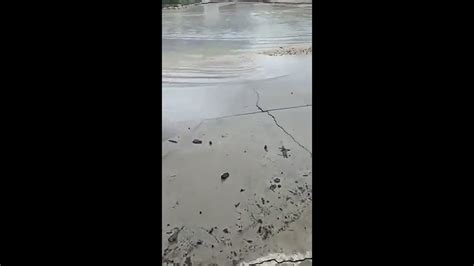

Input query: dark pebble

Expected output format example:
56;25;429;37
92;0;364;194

168;140;177;143
264;145;268;152
209;141;212;145
221;172;230;180
240;188;245;192
199;211;202;214
273;177;281;183
278;184;281;188
192;139;202;144
223;228;229;234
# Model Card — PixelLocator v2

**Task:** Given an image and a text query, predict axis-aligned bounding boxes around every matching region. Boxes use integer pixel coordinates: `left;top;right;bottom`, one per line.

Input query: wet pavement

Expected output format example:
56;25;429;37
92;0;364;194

162;2;312;265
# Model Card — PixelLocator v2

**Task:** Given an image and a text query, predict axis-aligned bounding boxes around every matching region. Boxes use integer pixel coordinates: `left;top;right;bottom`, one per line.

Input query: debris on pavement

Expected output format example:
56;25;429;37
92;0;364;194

221;172;230;180
168;227;183;243
279;146;290;158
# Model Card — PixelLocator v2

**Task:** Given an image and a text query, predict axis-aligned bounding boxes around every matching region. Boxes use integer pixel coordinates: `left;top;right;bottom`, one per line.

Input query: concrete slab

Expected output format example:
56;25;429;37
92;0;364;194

162;107;312;264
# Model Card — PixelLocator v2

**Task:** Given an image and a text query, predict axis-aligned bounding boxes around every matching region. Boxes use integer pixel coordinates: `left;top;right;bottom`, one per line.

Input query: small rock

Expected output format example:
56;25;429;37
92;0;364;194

168;228;180;243
223;228;229;234
209;141;212;145
168;140;177;143
264;145;268;152
221;172;230;180
273;177;281;183
199;211;202;214
240;188;245;192
192;139;202;144
234;202;240;208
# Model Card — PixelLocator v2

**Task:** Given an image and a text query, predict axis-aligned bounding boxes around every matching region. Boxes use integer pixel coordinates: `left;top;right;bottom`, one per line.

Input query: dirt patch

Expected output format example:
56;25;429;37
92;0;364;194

261;45;312;56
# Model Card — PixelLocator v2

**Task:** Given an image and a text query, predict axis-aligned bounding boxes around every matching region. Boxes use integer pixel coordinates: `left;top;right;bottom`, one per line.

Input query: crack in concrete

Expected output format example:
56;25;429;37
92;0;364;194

251;256;313;265
204;104;312;121
254;88;265;112
253;88;312;157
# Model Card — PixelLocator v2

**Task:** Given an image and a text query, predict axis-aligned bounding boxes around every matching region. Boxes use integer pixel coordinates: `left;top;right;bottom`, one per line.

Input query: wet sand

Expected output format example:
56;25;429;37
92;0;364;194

162;2;312;264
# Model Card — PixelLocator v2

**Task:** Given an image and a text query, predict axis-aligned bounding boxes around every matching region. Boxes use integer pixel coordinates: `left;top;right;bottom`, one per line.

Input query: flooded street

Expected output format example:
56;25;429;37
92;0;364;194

162;2;312;265
162;2;311;87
